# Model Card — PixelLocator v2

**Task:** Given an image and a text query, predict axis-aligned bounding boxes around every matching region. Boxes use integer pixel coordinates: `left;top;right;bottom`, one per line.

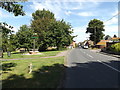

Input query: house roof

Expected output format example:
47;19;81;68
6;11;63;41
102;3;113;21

96;41;106;46
96;40;109;45
111;37;120;40
100;40;110;42
96;37;120;46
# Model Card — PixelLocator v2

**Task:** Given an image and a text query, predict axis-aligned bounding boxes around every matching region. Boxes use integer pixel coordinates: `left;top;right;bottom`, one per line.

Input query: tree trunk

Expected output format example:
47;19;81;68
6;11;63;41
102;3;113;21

57;43;62;50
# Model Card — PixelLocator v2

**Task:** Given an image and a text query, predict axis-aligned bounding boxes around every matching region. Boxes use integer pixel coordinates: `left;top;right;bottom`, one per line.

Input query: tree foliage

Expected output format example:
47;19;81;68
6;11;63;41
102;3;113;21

104;35;111;40
113;34;117;38
15;25;33;51
0;2;25;16
86;19;105;44
31;9;75;51
110;43;120;52
0;2;25;53
49;20;74;50
0;22;14;52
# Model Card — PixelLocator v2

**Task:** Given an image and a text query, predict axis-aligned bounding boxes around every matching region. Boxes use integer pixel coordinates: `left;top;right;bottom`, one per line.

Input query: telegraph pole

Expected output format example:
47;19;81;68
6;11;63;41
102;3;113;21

94;27;96;45
0;25;3;58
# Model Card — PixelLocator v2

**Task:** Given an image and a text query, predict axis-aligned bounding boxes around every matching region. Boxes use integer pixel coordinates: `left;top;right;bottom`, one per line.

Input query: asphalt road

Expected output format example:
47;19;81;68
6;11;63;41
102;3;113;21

64;47;120;88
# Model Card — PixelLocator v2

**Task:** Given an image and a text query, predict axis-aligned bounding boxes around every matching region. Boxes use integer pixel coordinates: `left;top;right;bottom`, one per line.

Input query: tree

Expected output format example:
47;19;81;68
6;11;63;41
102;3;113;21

0;2;25;16
15;25;33;51
8;34;18;52
50;20;74;50
104;35;111;40
0;2;26;57
31;9;56;51
31;9;75;51
0;22;14;52
86;19;105;44
113;34;117;38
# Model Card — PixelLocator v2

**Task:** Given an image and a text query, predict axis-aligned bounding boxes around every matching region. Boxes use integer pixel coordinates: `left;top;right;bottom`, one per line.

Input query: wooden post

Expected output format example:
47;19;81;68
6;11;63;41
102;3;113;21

28;63;32;74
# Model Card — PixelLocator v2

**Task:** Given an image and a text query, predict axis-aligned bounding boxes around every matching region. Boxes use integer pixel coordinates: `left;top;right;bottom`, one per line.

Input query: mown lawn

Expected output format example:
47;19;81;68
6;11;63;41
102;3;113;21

1;56;65;88
2;50;64;59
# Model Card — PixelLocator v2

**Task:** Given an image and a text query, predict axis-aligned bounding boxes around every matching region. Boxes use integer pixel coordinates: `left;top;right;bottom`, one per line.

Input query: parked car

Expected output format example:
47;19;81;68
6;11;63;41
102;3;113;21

83;45;88;49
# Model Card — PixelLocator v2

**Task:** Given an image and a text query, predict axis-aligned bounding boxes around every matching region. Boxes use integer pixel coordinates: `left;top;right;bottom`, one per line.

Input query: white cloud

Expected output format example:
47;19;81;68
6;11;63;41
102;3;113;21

29;0;119;2
32;2;45;10
112;9;118;16
0;9;2;16
73;24;118;42
78;12;94;16
12;26;19;33
104;25;118;37
0;9;10;18
65;11;72;15
104;17;118;25
0;10;2;20
61;2;84;10
30;1;101;19
72;26;90;42
30;1;63;20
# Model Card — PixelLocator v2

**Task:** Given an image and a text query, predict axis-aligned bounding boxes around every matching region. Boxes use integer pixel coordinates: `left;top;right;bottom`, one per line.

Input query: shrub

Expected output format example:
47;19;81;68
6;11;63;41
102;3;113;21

110;43;120;52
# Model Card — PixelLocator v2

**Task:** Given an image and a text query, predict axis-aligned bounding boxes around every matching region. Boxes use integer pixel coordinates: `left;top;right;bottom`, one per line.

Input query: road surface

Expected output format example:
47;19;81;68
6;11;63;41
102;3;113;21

64;47;120;88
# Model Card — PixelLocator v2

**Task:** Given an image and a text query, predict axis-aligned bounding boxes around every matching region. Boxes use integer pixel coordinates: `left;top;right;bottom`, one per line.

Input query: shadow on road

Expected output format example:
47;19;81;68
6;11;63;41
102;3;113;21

64;60;120;88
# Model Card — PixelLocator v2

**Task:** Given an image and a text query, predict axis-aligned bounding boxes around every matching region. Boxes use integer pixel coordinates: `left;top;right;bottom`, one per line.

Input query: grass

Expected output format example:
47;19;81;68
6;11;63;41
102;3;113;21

1;56;65;88
2;50;64;59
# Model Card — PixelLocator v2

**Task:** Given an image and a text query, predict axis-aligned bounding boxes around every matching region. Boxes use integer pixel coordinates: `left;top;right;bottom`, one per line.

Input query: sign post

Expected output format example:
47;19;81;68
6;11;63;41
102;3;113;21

31;33;38;52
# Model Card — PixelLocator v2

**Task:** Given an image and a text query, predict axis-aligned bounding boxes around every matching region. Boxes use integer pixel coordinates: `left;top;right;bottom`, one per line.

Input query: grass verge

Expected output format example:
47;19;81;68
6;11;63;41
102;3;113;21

1;56;65;88
2;50;64;59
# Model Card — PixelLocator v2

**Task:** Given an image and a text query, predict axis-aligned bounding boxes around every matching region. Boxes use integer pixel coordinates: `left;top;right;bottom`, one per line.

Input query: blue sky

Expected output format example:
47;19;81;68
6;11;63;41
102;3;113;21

0;1;119;43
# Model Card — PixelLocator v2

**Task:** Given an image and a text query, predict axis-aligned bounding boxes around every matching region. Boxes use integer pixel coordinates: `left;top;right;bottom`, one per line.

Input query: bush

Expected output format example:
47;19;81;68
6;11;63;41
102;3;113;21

110;43;120;52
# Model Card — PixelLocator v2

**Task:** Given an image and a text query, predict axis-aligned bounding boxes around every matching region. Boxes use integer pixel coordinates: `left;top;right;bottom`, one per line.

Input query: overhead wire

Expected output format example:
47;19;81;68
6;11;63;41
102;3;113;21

104;11;120;23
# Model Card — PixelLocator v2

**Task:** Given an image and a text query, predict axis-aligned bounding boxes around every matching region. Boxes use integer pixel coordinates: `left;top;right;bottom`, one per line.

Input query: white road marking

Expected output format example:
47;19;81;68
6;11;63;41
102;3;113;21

97;60;120;73
81;49;94;58
88;55;93;58
86;54;94;58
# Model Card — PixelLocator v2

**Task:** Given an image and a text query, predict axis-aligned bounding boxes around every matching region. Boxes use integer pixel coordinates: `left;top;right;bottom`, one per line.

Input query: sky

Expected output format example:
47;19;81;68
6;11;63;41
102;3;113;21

0;0;119;43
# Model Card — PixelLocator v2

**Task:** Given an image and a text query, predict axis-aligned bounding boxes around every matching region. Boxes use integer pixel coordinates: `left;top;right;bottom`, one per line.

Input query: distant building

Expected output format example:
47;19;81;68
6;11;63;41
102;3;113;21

81;40;94;48
72;41;76;48
87;40;94;47
68;41;76;49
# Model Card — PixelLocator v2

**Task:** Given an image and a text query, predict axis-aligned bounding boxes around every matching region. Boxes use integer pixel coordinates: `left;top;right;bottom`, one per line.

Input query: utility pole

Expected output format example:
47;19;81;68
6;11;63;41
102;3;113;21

0;25;3;58
94;27;96;45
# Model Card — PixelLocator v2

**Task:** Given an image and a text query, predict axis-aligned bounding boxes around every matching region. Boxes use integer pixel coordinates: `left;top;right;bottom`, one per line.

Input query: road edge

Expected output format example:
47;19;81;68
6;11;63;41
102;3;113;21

98;52;120;58
56;49;73;89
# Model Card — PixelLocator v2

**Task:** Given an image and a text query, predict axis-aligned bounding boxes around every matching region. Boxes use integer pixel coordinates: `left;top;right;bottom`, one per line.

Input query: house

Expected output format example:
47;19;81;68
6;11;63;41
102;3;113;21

68;41;76;49
96;37;120;49
87;40;94;47
109;37;120;42
96;40;109;48
81;40;94;48
72;41;76;48
106;37;120;48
